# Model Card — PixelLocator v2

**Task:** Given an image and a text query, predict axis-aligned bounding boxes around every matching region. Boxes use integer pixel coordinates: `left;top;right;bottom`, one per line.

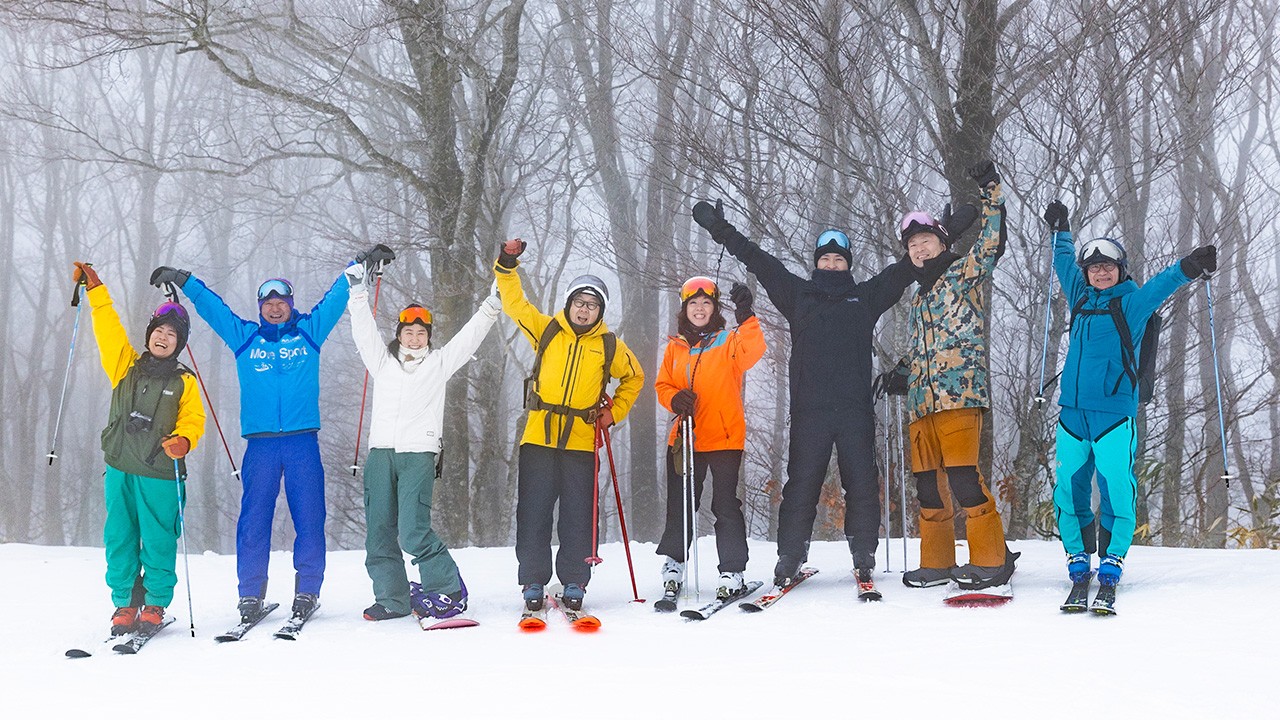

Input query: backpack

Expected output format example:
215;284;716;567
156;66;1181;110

523;318;617;447
1070;296;1162;404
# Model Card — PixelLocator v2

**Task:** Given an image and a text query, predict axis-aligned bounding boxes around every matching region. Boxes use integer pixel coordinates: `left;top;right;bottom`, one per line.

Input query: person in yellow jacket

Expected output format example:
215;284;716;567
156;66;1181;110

654;276;765;600
494;239;644;611
74;262;205;636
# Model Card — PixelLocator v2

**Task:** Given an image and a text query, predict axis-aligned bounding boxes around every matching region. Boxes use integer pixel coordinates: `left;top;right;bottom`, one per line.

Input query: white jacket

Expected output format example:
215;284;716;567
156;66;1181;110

349;287;500;454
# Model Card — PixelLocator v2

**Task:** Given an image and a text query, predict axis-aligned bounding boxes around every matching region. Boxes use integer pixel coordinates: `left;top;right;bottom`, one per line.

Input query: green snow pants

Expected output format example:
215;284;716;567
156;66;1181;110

103;464;184;608
363;448;459;614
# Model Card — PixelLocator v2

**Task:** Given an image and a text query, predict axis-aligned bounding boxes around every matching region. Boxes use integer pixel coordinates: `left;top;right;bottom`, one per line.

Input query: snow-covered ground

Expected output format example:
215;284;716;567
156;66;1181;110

4;538;1275;718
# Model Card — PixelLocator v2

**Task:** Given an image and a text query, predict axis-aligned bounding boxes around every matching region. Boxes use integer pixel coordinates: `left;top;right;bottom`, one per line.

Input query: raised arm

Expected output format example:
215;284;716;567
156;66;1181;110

78;264;139;387
493;239;554;348
693;201;804;319
345;263;390;376
433;287;502;379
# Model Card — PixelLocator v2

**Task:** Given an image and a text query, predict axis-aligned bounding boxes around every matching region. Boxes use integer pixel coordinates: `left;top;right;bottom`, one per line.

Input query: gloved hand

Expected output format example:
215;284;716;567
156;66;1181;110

355;243;396;271
670;389;697;416
594;406;615;431
871;359;909;401
941;202;978;239
482;280;502;312
344;262;367;293
729;282;754;323
692;199;725;229
1180;245;1217;279
1043;200;1070;232
498;238;526;268
73;261;102;291
967;160;1000;188
161;435;191;460
150;266;191;289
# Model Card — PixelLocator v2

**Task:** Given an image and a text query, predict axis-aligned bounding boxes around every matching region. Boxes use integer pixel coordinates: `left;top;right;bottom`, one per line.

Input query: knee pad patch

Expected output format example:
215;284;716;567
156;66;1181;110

914;471;943;509
946;466;987;507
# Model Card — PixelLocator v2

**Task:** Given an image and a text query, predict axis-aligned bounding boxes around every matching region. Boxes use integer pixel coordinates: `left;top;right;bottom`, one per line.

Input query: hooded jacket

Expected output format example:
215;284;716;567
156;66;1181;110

88;284;205;479
1053;229;1192;417
183;272;348;437
655;315;766;451
494;259;644;452
349;288;499;454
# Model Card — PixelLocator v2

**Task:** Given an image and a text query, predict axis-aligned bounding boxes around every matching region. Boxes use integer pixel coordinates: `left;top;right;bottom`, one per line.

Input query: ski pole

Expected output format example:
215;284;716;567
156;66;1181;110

173;458;196;637
351;271;384;475
601;424;643;602
586;423;604;565
897;396;908;570
1203;279;1232;487
161;282;239;478
882;394;892;572
1034;223;1056;406
685;414;700;602
47;279;86;466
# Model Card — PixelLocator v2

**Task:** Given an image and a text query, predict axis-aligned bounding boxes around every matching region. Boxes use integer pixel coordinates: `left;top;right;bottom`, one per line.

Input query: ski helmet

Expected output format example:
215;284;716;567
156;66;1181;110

1077;238;1128;277
679;276;720;304
899;210;950;248
146;301;190;359
564;274;609;313
814;229;853;266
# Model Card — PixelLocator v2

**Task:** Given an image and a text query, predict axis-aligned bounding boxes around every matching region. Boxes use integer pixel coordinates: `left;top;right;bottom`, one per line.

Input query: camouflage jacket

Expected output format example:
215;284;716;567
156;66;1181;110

906;183;1005;422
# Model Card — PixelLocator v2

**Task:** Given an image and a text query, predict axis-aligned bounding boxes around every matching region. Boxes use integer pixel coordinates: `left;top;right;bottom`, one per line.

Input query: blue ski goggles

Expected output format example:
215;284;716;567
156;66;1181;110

257;278;294;302
815;229;851;250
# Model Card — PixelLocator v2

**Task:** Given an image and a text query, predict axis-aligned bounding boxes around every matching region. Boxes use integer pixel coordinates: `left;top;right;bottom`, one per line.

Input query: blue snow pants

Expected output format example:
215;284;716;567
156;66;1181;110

1053;407;1138;559
237;432;326;598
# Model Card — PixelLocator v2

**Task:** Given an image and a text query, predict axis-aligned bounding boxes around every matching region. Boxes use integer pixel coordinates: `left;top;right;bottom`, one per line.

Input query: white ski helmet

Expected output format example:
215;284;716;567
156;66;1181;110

564;274;609;309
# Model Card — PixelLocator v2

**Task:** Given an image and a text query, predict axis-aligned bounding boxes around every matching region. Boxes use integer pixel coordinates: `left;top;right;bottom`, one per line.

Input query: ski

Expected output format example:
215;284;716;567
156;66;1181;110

548;586;601;632
856;573;882;602
1090;583;1117;615
654;581;680;613
214;602;280;643
273;602;320;640
1061;575;1093;613
739;567;819;613
680;581;763;620
112;616;176;654
66;633;129;659
418;615;479;631
518;598;548;632
943;582;1013;607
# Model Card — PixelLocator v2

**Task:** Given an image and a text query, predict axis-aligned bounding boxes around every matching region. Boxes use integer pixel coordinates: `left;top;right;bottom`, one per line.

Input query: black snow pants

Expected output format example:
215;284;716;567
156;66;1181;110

655;449;749;573
515;443;595;587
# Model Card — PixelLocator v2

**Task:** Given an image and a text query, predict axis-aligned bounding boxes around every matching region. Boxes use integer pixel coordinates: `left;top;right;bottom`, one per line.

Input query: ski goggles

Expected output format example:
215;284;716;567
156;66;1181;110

815;229;851;250
399;305;433;325
900;211;945;238
1077;238;1127;268
152;301;189;321
679;276;720;302
257;278;294;302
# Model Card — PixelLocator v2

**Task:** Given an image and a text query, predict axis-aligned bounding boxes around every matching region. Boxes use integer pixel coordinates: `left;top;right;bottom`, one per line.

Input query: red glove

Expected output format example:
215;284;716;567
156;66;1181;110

498;238;527;268
73;261;102;290
594;406;615;431
162;435;191;459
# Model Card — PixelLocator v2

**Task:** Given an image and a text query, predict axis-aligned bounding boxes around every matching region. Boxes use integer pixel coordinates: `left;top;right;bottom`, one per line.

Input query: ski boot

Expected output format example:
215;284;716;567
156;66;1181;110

716;572;745;600
137;605;166;631
522;583;546;612
237;596;265;624
290;592;319;621
111;607;140;636
561;583;586;611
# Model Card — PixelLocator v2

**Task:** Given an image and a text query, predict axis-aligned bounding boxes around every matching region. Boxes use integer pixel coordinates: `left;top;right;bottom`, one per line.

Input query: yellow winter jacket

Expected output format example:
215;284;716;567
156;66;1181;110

495;260;644;452
89;285;205;455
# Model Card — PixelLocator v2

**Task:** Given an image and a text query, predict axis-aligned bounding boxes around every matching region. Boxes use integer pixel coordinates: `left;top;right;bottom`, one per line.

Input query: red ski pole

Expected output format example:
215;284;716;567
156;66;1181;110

601;423;643;602
351;273;383;476
585;420;604;565
161;281;238;477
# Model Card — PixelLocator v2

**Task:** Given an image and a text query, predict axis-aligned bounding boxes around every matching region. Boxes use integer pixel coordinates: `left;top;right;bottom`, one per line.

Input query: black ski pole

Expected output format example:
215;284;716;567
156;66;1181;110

47;275;87;465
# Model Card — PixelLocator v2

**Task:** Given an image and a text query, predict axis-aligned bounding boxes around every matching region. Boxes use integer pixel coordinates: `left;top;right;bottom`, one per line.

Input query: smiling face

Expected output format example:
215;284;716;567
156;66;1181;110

816;253;850;272
907;232;946;268
1086;261;1121;290
260;298;292;325
399;324;430;351
569;293;602;326
684;296;716;329
148;324;179;359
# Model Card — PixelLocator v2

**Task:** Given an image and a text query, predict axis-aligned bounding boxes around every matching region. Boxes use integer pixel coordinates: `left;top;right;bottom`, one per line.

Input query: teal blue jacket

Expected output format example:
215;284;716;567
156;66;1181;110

1054;231;1192;417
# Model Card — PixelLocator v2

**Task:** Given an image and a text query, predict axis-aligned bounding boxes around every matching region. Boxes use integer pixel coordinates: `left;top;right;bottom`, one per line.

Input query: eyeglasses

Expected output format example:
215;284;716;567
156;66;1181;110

152;301;188;321
399;306;433;325
257;278;293;302
679;276;719;303
571;298;601;311
816;229;851;249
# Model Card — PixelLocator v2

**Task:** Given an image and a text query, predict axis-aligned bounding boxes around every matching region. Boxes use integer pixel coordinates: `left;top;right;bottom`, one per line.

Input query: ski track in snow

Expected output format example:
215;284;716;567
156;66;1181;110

3;539;1275;718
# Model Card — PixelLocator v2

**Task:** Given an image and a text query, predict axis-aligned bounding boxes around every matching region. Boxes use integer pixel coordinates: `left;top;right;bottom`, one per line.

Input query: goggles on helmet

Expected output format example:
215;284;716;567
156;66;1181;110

900;211;947;241
257;278;294;302
1077;238;1127;268
152;301;189;322
398;305;433;325
816;229;851;250
679;276;720;303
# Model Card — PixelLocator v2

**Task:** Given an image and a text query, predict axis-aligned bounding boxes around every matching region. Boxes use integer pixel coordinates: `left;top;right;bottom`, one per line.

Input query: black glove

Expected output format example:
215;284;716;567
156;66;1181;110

729;282;754;323
497;238;526;269
150;266;191;289
670;389;697;416
692;199;735;243
871;359;909;401
1180;245;1217;278
967;160;1000;188
941;202;978;239
1043;200;1070;232
356;243;396;269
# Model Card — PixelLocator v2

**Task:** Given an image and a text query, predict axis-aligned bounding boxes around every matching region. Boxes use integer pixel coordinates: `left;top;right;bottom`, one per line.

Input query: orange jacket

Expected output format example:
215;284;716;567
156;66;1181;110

655;316;766;451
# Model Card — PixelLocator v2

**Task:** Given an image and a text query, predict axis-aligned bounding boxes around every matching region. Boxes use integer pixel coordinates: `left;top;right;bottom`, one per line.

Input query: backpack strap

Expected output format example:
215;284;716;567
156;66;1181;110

524;320;617;449
1107;297;1140;396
